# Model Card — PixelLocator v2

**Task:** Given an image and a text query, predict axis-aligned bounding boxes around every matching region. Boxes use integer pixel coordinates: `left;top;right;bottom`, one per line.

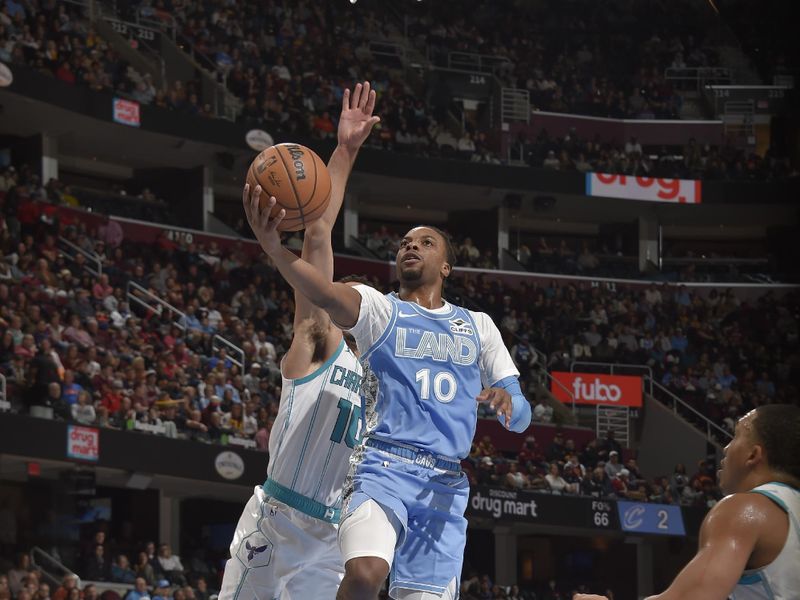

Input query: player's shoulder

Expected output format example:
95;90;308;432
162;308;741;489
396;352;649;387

463;308;502;337
704;491;776;532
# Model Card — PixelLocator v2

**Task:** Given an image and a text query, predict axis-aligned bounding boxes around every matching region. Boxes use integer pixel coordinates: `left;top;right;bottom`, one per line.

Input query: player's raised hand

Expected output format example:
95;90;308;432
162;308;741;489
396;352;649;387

337;81;381;153
476;387;513;429
243;184;284;256
573;595;609;600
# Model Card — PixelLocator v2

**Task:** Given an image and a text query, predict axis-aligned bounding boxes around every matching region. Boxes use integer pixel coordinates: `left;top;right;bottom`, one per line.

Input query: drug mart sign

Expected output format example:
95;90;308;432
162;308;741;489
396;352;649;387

586;173;701;204
67;425;100;461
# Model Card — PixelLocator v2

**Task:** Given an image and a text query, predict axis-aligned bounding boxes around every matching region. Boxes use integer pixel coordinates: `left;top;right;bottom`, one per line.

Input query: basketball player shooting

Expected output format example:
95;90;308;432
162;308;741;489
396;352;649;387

244;180;532;599
220;82;379;600
575;404;800;600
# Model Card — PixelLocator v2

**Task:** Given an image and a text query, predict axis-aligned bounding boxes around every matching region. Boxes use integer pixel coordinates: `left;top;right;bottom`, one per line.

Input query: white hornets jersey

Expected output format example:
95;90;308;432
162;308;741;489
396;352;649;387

268;340;363;510
730;482;800;600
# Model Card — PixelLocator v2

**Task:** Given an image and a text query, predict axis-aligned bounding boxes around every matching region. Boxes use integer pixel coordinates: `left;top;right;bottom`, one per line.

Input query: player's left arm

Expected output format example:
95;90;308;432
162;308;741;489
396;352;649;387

474;313;532;432
643;494;760;600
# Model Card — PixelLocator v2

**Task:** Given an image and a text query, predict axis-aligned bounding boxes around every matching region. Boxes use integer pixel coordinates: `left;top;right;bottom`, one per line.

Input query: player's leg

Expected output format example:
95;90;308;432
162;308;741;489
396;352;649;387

336;499;402;600
219;486;282;600
280;513;344;600
388;471;469;600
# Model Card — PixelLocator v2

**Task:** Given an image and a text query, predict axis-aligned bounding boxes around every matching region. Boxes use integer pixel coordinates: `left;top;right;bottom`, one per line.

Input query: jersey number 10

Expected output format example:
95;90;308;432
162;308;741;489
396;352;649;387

330;398;362;449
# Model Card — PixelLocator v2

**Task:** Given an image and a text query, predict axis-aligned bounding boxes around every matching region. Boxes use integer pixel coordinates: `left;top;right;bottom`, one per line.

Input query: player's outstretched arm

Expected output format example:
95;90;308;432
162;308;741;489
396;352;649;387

574;493;760;600
284;83;379;376
298;82;379;305
244;185;361;329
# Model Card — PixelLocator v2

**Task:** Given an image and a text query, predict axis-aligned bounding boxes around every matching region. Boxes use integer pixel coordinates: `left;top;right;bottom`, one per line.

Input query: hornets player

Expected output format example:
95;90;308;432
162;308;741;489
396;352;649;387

220;82;380;600
244;191;532;597
575;404;800;600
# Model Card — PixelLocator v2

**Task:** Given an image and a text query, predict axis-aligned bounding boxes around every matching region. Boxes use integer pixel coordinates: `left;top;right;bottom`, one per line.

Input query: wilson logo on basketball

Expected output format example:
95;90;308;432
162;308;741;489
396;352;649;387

550;372;642;407
285;144;307;180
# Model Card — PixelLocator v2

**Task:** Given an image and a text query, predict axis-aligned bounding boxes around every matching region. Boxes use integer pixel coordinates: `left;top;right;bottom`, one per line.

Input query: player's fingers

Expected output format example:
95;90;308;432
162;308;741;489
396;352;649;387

351;82;363;111
342;87;350;112
364;86;375;114
368;115;381;127
242;184;252;219
476;389;490;402
359;81;371;111
251;185;263;220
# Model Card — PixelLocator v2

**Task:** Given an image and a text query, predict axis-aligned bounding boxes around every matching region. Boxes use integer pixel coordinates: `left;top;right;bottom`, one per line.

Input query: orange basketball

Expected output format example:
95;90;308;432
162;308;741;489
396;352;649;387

245;143;331;232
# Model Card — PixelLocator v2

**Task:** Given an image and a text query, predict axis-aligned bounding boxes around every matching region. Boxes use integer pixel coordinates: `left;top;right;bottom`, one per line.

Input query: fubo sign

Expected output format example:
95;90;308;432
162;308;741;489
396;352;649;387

551;372;643;407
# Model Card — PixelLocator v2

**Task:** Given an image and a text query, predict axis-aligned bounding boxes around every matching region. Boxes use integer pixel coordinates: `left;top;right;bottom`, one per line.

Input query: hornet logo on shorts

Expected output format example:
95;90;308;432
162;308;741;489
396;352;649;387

246;541;269;562
240;534;272;568
449;318;473;335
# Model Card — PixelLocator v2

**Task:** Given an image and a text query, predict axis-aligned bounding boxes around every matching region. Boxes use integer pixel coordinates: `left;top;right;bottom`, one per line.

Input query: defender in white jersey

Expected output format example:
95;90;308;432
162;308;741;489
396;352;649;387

576;404;800;600
220;82;380;600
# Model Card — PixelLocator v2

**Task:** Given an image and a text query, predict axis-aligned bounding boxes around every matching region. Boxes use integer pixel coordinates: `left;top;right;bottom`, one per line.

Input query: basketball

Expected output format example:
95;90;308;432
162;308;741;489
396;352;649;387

246;143;332;231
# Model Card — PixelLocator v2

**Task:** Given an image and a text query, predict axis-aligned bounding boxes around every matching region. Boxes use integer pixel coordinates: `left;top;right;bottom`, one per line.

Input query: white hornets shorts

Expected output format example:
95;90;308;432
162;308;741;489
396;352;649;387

219;486;344;600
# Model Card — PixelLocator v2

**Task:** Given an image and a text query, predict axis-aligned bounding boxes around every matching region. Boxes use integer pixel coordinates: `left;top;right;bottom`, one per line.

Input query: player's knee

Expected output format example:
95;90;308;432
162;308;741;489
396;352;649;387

343;556;389;595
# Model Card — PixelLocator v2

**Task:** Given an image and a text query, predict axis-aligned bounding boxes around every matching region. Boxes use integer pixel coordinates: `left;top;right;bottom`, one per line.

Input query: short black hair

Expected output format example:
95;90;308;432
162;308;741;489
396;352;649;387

413;225;457;269
752;404;800;481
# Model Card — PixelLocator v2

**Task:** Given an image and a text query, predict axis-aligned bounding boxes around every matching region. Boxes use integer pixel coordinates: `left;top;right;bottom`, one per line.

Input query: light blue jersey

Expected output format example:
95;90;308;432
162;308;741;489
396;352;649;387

360;292;485;459
347;286;520;459
341;285;523;598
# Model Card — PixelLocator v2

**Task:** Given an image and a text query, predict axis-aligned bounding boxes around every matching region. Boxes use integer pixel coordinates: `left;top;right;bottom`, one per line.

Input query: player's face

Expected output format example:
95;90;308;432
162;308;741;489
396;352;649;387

396;227;450;284
718;410;757;495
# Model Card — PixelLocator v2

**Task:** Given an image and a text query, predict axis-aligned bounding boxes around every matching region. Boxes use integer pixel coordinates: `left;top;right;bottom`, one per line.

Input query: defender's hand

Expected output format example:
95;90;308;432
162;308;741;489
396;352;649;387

477;387;512;428
243;184;285;256
337;81;380;153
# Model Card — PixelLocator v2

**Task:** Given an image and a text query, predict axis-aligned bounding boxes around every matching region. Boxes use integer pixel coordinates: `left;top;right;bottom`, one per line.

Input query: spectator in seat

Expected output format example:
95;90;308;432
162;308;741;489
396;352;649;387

543;150;560;169
192;578;208;600
51;575;79;600
545;463;570;494
82;585;97;600
505;463;528;490
8;553;32;596
604;450;624;479
546;431;566;462
156;545;185;586
582;467;611;497
669;463;689;499
124;579;150;600
111;555;137;584
580;439;600;469
134;552;155;587
476;456;499;486
36;583;51;600
598;429;622;461
84;544;110;581
533;399;553;423
510;334;537;379
71;390;96;425
152;581;171;600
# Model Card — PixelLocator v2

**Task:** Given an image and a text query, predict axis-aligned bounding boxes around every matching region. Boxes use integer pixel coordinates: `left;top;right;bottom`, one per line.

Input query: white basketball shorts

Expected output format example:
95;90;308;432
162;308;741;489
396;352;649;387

219;486;344;600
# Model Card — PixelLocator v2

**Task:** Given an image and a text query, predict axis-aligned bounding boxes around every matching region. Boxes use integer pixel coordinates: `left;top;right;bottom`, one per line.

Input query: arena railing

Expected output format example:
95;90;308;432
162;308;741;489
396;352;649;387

126;281;246;370
0;373;8;412
58;236;103;277
664;66;733;93
31;546;81;589
650;379;732;445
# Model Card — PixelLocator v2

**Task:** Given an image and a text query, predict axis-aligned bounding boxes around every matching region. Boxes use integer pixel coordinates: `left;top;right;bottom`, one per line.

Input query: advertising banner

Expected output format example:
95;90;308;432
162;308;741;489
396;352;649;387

67;425;99;461
113;97;141;127
468;486;619;532
586;173;701;204
551;372;643;407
